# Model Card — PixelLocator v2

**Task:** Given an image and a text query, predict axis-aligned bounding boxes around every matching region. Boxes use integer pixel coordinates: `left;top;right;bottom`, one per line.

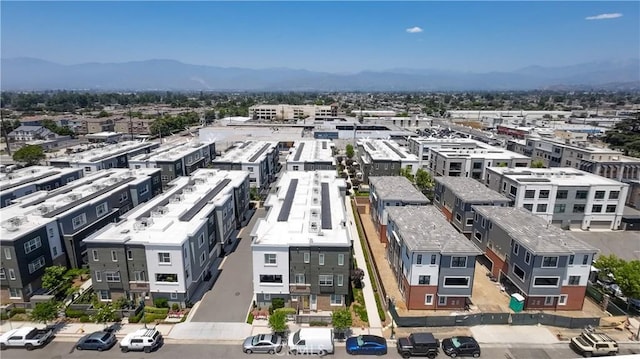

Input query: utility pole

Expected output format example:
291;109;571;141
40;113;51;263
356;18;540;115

129;107;134;141
0;114;12;156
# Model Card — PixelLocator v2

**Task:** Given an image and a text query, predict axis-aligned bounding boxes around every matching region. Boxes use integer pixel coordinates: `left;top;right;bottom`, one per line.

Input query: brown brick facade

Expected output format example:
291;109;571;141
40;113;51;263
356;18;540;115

436;296;467;310
560;285;587;311
378;223;388;243
405;274;438;310
485;247;508;278
440;206;453;222
316;294;345;311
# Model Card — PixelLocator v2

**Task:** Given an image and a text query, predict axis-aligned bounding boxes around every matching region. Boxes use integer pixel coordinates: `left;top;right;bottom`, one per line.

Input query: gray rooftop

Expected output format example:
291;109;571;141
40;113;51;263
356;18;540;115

387;206;481;255
435;177;511;203
472;206;598;254
369;176;430;203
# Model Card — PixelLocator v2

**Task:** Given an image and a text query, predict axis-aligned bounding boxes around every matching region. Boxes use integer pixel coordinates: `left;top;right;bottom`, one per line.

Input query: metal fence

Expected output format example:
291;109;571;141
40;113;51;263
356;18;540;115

295;315;332;325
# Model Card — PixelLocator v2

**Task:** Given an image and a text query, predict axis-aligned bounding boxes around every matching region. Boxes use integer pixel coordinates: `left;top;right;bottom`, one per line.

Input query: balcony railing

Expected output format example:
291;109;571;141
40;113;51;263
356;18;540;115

289;284;311;294
129;282;150;291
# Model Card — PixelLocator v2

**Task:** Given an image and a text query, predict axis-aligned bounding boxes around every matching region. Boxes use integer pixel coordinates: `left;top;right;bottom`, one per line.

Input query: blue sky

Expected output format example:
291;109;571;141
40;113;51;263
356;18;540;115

1;1;638;73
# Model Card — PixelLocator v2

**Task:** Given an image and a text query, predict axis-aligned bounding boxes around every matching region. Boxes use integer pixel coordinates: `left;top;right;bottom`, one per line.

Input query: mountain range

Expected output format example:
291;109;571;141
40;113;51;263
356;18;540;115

1;57;639;91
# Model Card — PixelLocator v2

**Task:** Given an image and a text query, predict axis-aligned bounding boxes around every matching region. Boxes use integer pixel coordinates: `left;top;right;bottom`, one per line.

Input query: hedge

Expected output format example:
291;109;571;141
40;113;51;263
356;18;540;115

65;308;85;318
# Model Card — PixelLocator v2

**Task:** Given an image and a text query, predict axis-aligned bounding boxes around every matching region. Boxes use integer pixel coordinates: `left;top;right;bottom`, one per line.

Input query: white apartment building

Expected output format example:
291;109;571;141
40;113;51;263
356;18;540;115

285;140;336;171
356;139;420;183
429;145;531;180
49;141;159;175
251;171;351;311
211;141;279;190
0;166;84;208
408;137;486;168
249;104;337;121
485;167;629;230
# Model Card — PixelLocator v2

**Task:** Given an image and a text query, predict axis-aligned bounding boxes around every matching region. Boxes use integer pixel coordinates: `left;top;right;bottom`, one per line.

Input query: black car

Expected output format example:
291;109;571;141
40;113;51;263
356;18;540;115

75;331;117;352
441;336;481;358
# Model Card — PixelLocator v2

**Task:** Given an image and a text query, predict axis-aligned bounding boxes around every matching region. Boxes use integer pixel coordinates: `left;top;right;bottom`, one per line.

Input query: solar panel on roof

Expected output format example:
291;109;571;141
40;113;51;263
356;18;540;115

321;183;332;229
383;141;406;158
366;143;376;151
248;144;271;163
293;143;305;161
277;179;298;222
179;178;231;221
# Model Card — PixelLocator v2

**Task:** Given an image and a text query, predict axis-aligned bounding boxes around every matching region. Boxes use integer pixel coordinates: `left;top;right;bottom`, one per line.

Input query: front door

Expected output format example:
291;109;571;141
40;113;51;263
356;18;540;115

303;295;309;310
310;294;317;311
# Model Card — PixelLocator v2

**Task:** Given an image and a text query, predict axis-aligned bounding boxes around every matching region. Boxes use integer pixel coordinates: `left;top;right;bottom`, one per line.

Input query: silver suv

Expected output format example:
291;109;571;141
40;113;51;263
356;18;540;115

120;328;163;353
570;330;618;357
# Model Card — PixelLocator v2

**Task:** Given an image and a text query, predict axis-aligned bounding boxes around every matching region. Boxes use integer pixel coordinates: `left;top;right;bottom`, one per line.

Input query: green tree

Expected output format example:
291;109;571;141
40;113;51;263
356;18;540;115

30;300;59;325
345;144;354;159
42;266;69;293
415;168;434;196
399;167;415;183
331;308;352;338
97;110;111;118
531;160;545;168
13;145;45;165
614;260;640;301
92;302;117;328
267;309;288;334
593;254;624;282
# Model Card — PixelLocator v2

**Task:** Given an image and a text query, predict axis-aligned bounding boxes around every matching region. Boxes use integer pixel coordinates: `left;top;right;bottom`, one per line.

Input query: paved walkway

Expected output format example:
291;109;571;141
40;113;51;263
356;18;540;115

345;197;383;335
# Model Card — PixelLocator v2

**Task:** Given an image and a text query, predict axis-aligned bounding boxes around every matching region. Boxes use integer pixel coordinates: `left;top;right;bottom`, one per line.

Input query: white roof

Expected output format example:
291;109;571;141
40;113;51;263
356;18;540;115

433;147;530;161
286;140;336;164
252;171;350;247
52;141;156;164
84;169;248;246
358;139;419;162
131;140;211;163
214;140;277;164
487;167;629;186
0;166;82;193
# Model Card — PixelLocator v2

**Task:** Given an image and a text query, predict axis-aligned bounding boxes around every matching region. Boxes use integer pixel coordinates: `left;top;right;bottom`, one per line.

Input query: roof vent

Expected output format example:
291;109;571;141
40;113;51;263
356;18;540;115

2;216;26;231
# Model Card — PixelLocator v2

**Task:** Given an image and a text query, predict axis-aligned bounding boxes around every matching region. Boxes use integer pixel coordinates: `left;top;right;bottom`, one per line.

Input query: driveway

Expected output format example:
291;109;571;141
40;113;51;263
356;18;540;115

190;208;266;322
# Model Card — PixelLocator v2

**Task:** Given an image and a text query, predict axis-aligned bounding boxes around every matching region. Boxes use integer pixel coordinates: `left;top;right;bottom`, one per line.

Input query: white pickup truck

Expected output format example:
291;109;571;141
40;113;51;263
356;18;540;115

0;327;54;351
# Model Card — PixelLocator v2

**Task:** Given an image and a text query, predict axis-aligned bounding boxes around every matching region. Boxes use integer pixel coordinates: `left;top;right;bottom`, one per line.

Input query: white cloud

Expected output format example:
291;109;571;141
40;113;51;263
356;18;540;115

406;26;423;33
585;13;623;20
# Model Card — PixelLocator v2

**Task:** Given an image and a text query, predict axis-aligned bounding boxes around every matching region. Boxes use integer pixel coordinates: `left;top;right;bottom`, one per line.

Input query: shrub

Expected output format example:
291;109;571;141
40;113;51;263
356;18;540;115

274;307;296;315
128;313;141;323
80;315;92;323
0;313;8;320
171;303;180;311
11;308;26;315
375;294;386;322
310;321;329;327
246;312;254;324
144;307;169;315
153;298;169;308
65;308;85;318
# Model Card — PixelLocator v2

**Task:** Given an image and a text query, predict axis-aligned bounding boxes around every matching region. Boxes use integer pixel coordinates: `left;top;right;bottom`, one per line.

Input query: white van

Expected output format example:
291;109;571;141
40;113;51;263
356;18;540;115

288;328;334;356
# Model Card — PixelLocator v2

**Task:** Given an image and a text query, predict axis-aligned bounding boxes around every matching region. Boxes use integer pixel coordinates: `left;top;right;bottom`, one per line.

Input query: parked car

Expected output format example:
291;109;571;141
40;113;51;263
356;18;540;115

441;336;481;357
0;327;54;351
570;330;619;357
346;335;387;355
242;334;283;354
397;332;440;358
75;331;117;352
288;328;334;356
120;328;163;353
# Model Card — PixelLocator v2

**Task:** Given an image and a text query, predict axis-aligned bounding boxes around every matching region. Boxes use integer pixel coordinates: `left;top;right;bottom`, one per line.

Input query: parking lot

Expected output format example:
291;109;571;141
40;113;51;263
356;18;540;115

568;230;640;261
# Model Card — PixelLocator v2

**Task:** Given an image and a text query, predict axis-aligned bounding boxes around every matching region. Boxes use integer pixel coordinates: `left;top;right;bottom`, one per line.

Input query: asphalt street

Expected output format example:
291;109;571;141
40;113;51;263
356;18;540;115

190;208;267;322
0;341;590;359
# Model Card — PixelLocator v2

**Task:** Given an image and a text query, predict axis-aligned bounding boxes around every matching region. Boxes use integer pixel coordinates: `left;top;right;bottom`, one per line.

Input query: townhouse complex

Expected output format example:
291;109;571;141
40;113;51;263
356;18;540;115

356;139;419;183
1;166;84;208
211;140;279;190
251;171;351;311
285;140;336;172
84;169;250;306
49;141;159;175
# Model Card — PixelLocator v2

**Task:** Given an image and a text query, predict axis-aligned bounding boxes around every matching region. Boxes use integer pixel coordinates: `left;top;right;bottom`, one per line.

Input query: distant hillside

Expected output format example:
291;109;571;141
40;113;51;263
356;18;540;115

1;57;638;91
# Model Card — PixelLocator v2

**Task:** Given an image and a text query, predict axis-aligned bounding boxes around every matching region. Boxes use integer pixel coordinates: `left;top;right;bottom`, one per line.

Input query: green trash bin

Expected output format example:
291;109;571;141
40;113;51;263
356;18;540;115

509;293;525;312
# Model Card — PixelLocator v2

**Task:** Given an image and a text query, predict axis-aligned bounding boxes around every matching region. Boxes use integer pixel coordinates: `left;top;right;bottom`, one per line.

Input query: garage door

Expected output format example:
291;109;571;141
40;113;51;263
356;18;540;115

476;255;493;272
589;221;611;230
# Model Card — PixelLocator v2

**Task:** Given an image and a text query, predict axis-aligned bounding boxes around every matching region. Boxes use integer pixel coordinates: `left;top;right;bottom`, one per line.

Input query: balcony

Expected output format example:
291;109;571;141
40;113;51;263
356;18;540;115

290;284;311;294
129;282;150;291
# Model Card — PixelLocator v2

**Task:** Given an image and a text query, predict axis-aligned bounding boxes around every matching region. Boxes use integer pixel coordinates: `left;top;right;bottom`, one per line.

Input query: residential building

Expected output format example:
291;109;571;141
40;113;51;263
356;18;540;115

386;206;482;310
8;126;56;142
83;169;250;306
285;140;336;171
76;118;116;135
251;171;351;311
408;138;479;167
356;139;419;183
368;176;430;243
49;141;159;175
1;166;83;208
129;140;216;186
471;206;598;310
249;104;338;121
433;177;511;236
485;167;629;230
114;118;156;136
211;141;278;190
0;168;162;302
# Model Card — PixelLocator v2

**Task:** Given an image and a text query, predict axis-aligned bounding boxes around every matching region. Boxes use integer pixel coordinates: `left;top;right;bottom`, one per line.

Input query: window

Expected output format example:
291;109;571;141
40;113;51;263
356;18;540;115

575;190;588;199
425;294;434;305
569;276;581;285
513;243;520;255
198;234;205;248
199;252;206;265
330;294;343;306
338;254;344;266
133;271;145;281
542;256;558;267
525;251;531;264
536;204;547;213
156;273;178;282
23;237;42;254
606;205;617;213
127;250;133;260
539;190;549;199
481;218;486;228
92;250;99;261
512;264;525;281
523;204;533;212
509;185;517;196
8;269;16;280
591;204;602;213
294;273;305;284
609;191;620;200
455;213;462;222
94;271;102;282
444;277;470;287
430;255;437;265
474;231;482;242
263;294;271;300
119;192;128;202
573;204;585;213
98;290;111;300
0;268;5;280
52;246;58;256
319;275;333;286
9;288;21;299
140;185;149;195
4;248;11;260
416;254;423;265
319;253;325;266
582;255;589;265
72;213;87;230
524;190;535;199
48;228;54;238
451;256;467;268
554;204;566;213
337;274;344;287
96;202;108;217
466;218;474;226
418;275;431;285
569;255;574;265
438;296;447;305
558;295;568;306
28;256;45;273
111;250;117;261
158;252;171;264
594;191;605;199
170;292;178;300
556;190;568;199
303;252;310;263
105;271;121;282
544;296;554;305
534;277;559;287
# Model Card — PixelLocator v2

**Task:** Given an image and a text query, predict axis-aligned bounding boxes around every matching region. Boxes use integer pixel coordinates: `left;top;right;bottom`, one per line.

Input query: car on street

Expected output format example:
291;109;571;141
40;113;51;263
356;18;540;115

75;331;117;352
441;336;481;357
0;327;54;351
242;334;283;354
346;335;387;355
397;332;440;358
120;328;163;353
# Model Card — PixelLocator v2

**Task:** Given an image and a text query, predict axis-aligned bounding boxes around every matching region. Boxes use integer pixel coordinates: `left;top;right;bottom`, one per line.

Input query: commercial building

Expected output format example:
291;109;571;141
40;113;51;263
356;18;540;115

368;176;430;243
356;139;419;183
251;171;351;311
285;140;336;172
485;167;628;230
83;169;250;306
433;177;511;236
129;140;216;186
211;140;279;190
1;166;83;208
249;104;338;121
386;206;482;310
0;168;162;302
471;206;598;311
49;141;159;175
